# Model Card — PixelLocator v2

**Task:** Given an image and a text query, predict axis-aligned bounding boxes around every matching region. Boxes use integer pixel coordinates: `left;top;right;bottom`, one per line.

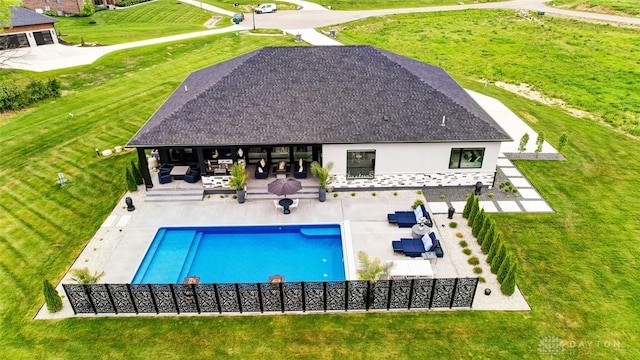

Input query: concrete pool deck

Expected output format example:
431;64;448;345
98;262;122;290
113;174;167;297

37;189;530;319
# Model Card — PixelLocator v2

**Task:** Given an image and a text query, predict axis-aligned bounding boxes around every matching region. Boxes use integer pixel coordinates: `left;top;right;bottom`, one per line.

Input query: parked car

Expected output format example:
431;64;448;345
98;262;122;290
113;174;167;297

254;3;277;14
232;13;244;24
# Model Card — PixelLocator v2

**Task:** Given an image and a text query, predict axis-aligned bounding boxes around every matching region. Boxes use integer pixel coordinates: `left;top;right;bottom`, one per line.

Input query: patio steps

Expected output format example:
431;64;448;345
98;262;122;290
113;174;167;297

246;185;319;200
145;188;204;202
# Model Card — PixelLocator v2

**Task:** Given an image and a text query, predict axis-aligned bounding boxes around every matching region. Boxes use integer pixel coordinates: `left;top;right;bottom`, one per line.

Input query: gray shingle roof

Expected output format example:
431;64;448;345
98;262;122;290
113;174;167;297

128;46;511;147
6;7;57;28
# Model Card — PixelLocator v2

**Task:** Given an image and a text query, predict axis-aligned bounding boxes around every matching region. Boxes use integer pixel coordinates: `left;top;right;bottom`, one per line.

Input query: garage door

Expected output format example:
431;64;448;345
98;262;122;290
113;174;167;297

33;31;54;46
0;33;29;50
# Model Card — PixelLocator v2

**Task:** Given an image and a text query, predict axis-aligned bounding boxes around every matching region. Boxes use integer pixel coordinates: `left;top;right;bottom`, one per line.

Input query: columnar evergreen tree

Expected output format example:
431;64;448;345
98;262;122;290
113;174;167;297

558;133;568;152
43;279;62;313
131;160;143;185
501;262;518;296
486;233;501;263
518;132;529;157
481;223;496;254
126;168;137;192
477;217;491;247
467;196;480;227
462;194;474;219
491;243;507;274
472;209;485;237
497;255;511;283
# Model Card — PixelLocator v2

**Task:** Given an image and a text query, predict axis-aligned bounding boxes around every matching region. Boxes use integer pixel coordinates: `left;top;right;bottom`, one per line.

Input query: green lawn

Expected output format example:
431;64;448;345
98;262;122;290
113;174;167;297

1;10;640;359
552;0;640;17
197;0;299;13
54;0;223;45
313;0;502;10
329;9;640;136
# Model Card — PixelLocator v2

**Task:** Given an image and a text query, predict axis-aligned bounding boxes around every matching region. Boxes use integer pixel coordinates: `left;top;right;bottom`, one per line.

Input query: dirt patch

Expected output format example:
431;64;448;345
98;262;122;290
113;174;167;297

204;16;222;28
493;81;589;118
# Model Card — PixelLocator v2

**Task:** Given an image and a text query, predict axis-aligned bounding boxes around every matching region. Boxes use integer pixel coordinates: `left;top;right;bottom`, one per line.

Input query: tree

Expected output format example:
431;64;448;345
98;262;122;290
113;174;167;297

126;168;137;191
357;251;392;281
131;160;143;185
481;223;496;254
228;163;247;190
486;233;501;263
535;132;545;158
558;133;568;153
462;194;474;219
467;196;479;227
497;255;511;283
81;0;95;16
491;243;507;274
43;279;62;313
518;132;529;157
477;216;491;247
501;262;518;296
472;208;485;237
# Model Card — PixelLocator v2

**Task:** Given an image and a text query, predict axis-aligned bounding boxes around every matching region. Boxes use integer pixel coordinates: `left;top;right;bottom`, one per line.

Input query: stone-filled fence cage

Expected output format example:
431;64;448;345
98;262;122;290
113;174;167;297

63;278;478;315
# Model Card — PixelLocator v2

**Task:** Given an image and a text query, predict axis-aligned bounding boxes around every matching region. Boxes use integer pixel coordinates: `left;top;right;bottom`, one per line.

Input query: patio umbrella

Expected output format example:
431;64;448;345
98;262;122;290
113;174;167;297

268;178;302;198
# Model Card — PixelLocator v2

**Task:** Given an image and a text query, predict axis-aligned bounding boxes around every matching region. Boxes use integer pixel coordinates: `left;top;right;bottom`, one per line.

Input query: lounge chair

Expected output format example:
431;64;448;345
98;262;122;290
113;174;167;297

387;204;432;228
293;160;307;179
255;159;269;179
158;172;172;184
391;232;443;258
184;169;201;183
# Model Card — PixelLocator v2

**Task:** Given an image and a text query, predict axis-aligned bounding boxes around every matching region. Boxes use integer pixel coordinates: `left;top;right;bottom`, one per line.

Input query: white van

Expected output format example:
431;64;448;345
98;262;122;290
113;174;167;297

254;3;277;14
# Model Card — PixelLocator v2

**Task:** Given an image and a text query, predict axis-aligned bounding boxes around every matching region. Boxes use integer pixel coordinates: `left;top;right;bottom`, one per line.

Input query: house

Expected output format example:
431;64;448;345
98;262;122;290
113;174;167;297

127;46;512;190
22;0;84;16
0;7;58;50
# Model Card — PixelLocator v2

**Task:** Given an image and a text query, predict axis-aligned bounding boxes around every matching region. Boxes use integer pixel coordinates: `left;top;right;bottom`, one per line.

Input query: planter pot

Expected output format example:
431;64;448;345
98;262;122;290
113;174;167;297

236;189;245;203
318;188;326;202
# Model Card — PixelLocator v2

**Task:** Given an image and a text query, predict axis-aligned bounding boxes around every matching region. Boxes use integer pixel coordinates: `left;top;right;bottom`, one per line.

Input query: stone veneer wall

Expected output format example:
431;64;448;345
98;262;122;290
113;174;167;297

332;171;496;189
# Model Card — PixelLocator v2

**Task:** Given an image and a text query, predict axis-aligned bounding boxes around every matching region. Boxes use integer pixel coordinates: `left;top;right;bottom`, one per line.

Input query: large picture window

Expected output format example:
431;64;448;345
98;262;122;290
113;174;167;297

449;148;484;169
347;150;375;179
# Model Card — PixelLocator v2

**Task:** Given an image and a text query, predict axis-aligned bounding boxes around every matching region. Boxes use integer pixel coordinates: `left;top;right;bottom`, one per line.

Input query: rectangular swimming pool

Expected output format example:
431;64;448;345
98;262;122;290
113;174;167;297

132;224;345;284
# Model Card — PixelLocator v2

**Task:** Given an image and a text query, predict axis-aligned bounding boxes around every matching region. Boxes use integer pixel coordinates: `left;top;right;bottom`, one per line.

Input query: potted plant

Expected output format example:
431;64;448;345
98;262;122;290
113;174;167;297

229;163;248;203
310;161;334;202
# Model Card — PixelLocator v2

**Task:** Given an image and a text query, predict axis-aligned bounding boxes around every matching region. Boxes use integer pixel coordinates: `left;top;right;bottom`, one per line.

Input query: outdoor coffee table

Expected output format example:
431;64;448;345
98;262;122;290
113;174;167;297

170;165;189;180
411;224;430;238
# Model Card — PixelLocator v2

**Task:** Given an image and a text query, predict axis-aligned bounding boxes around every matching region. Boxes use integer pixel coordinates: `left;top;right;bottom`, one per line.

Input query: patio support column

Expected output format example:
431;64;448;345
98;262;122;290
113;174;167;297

137;148;153;189
196;148;205;172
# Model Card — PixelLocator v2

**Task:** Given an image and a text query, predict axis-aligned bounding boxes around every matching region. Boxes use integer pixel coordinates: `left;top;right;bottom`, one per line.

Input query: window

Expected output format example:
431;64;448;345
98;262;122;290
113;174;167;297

449;148;484;169
347;150;375;179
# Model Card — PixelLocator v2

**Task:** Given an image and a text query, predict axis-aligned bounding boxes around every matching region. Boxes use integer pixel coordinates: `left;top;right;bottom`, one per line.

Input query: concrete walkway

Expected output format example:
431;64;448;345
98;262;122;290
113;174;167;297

2;0;639;71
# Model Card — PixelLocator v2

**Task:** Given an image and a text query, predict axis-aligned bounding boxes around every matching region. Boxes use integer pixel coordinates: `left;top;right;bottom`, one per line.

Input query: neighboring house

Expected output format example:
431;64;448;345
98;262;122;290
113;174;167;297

0;7;58;50
22;0;84;16
127;46;512;190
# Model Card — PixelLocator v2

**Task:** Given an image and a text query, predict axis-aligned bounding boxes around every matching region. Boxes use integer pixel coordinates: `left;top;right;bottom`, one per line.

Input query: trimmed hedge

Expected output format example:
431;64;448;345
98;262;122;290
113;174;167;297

116;0;151;7
0;79;60;112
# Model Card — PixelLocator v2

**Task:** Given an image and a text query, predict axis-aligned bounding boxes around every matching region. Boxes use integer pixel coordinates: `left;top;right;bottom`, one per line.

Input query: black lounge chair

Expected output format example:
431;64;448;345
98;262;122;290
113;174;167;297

391;232;443;258
255;162;269;179
387;204;432;228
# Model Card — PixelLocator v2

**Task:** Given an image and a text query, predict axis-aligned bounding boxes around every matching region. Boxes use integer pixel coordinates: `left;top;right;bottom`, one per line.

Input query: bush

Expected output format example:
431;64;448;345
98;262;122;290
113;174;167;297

500;262;517;296
131;160;143;185
371;192;376;197
462;248;472;255
467;196;479;226
468;256;480;265
455;232;464;238
70;267;105;284
487;192;495;198
0;78;61;112
477;217;491;247
43;279;62;313
478;276;486;283
333;192;338;198
472;209;485;237
449;221;458;228
392;192;398;196
473;266;483;274
459;240;468;248
481;224;496;254
486;233;501;263
350;192;356;197
412;199;424;209
125;168;137;191
497;255;511;283
116;0;151;7
462;194;474;219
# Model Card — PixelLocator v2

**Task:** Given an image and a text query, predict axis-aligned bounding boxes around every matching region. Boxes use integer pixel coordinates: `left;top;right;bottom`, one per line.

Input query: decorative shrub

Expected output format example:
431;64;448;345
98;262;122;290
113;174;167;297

487;192;495;198
455;232;464;238
486;233;502;263
371;192;376;197
467;196;480;227
0;79;61;112
116;0;151;7
462;248;472;255
350;192;356;197
416;190;422;195
439;194;446;199
333;193;339;198
473;267;483;274
232;194;237;199
43;279;62;313
478;277;486;283
70;267;105;284
477;217;491;247
449;221;458;228
468;256;480;265
392;192;398;196
481;224;496;254
497;255;511;283
500;262;517;296
459;240;468;248
412;199;424;209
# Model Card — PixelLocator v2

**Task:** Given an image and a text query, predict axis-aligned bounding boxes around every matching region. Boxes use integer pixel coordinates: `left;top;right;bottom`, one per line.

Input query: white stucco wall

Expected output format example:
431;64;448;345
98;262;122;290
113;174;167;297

322;142;501;175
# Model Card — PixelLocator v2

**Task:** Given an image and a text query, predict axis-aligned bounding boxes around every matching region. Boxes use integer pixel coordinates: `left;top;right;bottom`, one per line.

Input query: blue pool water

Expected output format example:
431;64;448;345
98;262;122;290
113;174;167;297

131;224;345;284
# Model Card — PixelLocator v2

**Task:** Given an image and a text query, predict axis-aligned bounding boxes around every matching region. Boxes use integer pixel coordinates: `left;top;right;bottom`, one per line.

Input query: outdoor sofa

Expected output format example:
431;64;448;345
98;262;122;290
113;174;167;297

158;163;174;184
255;159;269;179
392;232;444;258
387;204;432;228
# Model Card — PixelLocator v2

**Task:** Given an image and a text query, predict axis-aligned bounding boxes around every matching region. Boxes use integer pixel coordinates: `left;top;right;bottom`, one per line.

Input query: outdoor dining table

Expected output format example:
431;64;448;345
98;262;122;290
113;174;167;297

278;198;294;214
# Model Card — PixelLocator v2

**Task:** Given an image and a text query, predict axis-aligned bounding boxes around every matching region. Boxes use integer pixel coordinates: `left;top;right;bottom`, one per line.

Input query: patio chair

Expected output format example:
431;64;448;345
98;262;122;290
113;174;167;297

184;169;201;183
274;200;284;212
289;199;299;211
158;172;172;184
